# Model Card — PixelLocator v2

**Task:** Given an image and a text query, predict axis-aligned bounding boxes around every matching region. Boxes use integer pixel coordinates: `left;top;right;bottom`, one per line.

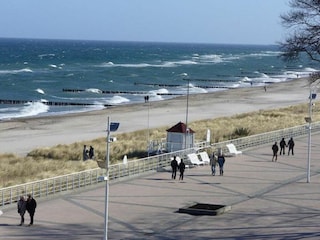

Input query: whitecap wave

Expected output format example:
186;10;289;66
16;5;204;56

36;88;45;94
0;101;50;120
38;53;55;59
199;54;224;63
100;60;197;68
106;95;130;104
0;68;33;74
86;88;102;94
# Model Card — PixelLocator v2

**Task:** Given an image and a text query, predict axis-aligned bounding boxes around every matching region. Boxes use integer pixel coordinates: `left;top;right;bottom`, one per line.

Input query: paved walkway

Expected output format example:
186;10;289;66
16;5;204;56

1;133;320;240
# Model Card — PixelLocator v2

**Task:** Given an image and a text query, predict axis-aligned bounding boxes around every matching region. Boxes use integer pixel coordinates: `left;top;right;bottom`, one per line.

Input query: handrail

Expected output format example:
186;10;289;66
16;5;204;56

1;122;320;209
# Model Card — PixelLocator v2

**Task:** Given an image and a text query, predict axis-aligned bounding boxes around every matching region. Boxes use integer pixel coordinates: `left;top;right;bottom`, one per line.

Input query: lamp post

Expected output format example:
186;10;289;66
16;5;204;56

305;77;320;183
103;117;119;240
306;90;317;183
185;77;190;149
147;96;151;156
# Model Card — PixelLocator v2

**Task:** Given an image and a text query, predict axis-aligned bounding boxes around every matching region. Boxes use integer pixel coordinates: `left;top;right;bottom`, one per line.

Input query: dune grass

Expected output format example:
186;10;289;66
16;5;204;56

0;102;319;187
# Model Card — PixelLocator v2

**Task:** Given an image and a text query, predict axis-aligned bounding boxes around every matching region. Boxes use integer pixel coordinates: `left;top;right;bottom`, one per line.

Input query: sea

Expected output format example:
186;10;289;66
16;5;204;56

0;38;318;120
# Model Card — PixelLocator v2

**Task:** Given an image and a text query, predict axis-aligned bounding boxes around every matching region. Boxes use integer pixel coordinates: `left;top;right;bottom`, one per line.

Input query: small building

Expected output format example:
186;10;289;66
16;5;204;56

166;121;195;152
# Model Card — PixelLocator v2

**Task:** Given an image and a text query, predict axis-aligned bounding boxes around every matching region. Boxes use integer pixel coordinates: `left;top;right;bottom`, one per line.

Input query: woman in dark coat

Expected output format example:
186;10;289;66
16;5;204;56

26;194;37;226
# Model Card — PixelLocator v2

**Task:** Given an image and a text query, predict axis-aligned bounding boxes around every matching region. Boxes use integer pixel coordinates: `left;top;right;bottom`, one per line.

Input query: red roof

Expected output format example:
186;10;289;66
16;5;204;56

166;121;195;133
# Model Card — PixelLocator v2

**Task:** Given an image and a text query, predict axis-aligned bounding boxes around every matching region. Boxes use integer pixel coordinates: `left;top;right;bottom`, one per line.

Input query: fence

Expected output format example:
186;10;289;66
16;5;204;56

1;122;320;209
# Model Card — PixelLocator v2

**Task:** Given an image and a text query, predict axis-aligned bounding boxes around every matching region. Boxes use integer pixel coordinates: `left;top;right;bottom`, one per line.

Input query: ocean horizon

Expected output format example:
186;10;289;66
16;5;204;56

0;38;318;120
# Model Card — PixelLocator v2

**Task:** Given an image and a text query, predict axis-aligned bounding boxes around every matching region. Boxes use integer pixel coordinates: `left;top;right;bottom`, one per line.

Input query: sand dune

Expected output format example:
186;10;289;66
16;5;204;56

0;78;311;156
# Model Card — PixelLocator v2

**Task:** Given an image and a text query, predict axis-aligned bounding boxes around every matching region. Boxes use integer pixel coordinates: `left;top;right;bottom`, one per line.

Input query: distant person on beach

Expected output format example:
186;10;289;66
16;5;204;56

178;159;186;180
288;137;295;155
17;196;26;226
272;142;279;162
279;138;287;155
264;85;267;92
83;145;89;161
217;153;225;176
171;156;178;179
89;146;94;159
26;194;37;226
210;152;217;176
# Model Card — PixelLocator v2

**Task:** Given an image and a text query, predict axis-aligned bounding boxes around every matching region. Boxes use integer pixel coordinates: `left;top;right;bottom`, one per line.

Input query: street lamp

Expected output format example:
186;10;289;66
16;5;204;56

103;117;119;240
305;77;320;183
146;96;151;156
185;77;190;149
306;91;317;183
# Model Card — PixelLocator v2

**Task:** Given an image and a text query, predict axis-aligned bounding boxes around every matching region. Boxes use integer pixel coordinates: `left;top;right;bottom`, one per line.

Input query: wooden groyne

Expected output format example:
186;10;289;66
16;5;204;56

134;82;230;89
0;99;113;107
62;89;183;95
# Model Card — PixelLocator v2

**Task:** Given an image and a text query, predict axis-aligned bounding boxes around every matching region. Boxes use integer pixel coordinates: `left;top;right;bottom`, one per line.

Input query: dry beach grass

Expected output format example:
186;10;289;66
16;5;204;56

0;77;319;187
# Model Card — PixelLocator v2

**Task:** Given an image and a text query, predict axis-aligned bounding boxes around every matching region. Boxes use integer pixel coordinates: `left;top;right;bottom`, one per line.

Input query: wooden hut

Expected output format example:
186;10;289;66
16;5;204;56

166;122;195;152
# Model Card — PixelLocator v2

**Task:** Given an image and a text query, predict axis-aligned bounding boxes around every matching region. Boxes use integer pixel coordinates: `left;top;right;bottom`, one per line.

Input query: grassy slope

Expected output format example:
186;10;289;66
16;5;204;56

1;102;318;187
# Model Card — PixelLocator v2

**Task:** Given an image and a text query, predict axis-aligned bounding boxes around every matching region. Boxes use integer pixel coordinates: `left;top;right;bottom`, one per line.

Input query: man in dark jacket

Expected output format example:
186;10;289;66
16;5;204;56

272;142;279;162
26;194;37;226
178;159;186;180
171;156;178;179
279;138;286;155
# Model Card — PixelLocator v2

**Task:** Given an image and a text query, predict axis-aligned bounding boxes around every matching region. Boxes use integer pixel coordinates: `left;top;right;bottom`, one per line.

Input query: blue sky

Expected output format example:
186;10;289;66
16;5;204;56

1;0;290;45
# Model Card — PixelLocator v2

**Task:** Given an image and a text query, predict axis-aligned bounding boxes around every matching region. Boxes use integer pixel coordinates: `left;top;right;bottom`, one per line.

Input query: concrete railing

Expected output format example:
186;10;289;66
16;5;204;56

1;122;320;209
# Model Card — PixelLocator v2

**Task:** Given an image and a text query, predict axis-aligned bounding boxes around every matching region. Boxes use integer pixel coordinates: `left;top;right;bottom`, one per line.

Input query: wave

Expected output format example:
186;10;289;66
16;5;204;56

86;88;102;94
100;60;198;68
36;88;45;94
0;68;33;74
106;95;130;105
0;101;49;120
199;54;224;63
38;53;55;59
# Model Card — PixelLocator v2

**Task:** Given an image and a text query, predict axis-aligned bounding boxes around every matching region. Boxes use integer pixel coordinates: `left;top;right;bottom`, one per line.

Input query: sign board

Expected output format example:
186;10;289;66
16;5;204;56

109;122;120;132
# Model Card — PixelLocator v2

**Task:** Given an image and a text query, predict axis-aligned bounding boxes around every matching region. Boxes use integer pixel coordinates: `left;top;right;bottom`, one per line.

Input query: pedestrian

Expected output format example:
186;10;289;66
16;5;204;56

279;138;286;155
272;142;279;162
288;137;295;155
217;152;225;176
89;146;94;159
83;145;89;161
170;156;178;179
210;152;217;176
178;159;186;180
26;194;37;226
17;196;27;226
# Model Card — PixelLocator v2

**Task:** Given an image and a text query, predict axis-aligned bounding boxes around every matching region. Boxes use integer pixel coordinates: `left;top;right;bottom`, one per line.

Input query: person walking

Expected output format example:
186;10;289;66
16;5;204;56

26;194;37;226
83;145;89;161
178;159;186;180
17;196;27;226
210;152;217;176
272;142;279;162
171;156;178;179
288;137;295;155
279;138;286;155
89;145;94;159
217;153;225;176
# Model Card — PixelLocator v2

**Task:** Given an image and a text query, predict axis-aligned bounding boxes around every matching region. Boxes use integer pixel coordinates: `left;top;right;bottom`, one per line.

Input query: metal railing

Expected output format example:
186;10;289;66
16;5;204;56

1;122;320;209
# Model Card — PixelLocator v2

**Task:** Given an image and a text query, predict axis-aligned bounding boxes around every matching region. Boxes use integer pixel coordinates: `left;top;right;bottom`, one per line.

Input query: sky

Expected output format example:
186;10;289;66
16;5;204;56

0;0;291;45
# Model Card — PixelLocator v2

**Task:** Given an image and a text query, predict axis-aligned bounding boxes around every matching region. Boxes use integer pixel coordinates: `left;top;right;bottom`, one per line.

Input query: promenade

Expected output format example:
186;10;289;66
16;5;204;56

1;133;320;240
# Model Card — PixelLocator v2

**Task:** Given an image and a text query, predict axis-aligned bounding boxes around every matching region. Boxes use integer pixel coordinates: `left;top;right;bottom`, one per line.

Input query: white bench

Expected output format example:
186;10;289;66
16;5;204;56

187;153;204;166
198;152;210;165
226;143;242;156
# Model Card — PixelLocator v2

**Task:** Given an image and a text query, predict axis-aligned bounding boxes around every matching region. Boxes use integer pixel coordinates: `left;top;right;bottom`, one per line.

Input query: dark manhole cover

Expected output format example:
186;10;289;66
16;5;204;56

179;203;231;216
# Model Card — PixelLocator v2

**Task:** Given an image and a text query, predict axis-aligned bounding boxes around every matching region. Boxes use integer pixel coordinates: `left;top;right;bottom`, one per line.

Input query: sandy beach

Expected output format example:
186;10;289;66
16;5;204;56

0;78;312;156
